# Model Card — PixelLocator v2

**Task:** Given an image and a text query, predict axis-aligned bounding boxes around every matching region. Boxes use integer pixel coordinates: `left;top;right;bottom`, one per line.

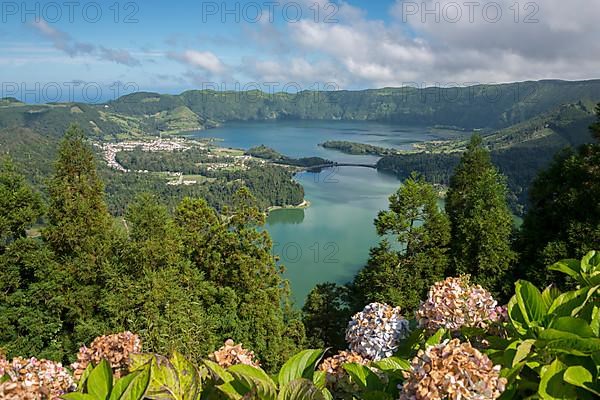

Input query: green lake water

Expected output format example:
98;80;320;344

191;121;466;304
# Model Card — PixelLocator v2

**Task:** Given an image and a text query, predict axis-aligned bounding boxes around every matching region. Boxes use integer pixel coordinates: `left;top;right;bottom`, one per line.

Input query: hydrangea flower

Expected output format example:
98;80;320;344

0;356;75;399
416;276;502;332
346;302;411;361
71;331;142;381
209;339;260;368
399;339;507;400
318;351;371;398
319;351;369;383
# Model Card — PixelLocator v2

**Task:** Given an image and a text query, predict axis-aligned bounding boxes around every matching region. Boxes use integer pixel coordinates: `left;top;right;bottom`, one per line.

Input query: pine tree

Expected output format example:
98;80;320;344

302;283;351;350
44;124;113;256
590;103;600;140
446;135;516;298
0;158;43;248
352;173;450;311
42;124;117;354
0;161;61;359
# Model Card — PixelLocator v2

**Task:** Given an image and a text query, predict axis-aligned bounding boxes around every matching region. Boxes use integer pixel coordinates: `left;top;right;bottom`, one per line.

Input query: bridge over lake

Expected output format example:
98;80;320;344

304;162;378;170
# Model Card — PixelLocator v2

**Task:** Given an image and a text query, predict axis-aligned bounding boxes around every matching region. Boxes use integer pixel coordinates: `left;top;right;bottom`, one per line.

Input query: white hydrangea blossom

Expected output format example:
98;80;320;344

345;302;411;361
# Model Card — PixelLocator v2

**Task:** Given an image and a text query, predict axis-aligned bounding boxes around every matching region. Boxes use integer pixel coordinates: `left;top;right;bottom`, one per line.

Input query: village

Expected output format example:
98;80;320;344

95;137;268;185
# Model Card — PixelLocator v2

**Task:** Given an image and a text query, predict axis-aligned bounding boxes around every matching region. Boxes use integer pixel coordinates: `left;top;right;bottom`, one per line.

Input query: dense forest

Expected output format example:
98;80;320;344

1;104;599;399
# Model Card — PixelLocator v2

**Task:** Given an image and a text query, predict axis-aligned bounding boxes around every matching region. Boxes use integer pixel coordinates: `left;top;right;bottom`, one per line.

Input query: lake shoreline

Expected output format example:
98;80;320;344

267;199;311;214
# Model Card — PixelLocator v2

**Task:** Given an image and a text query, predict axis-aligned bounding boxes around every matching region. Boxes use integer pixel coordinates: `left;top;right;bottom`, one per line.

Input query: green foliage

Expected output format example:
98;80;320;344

446;135;516;299
129;352;204;400
590;103;600;140
64;359;151;400
0;157;43;247
302;283;352;350
488;251;600;399
201;349;328;400
0;125;304;371
352;173;450;311
518;142;600;288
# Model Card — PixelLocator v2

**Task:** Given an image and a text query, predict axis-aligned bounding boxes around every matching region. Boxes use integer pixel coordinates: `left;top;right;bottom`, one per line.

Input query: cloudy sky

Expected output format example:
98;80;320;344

2;0;600;101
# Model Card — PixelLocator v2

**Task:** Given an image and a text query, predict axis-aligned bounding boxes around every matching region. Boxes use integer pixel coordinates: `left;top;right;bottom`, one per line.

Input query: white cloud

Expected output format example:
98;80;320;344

30;20;141;67
172;50;226;74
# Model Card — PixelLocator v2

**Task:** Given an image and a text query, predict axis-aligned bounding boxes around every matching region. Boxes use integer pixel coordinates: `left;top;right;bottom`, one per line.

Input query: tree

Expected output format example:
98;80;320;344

590;103;600;140
0;163;60;359
518;147;600;288
352;173;451;311
44;124;114;255
302;283;352;350
0;158;43;248
41;124;118;357
446;135;516;299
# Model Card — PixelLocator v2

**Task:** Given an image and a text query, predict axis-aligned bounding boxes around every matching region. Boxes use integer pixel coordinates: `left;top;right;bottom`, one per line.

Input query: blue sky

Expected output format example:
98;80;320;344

1;0;600;102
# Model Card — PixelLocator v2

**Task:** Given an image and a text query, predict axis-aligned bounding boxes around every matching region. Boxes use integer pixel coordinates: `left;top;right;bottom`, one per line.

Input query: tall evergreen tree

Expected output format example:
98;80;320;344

0;158;43;248
352;173;450;311
0;161;61;359
302;282;352;350
446;135;516;298
42;124;117;354
590;103;600;140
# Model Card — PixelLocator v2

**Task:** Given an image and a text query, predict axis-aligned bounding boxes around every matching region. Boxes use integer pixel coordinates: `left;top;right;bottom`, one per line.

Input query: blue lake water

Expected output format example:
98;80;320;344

191;121;464;304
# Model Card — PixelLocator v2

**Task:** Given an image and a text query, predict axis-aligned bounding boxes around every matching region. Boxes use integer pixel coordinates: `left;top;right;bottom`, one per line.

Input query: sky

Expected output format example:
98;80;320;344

1;0;600;102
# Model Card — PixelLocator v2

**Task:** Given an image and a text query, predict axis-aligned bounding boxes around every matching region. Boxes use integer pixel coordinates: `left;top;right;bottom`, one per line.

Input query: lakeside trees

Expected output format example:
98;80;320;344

445;135;516;299
351;173;450;312
0;125;304;371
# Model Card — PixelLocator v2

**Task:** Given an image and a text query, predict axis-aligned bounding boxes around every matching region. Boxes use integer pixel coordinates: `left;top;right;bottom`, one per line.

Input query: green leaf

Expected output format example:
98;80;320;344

591;305;600;336
564;366;600;397
128;354;154;372
277;350;325;387
120;364;151;400
537;329;600;355
538;359;577;399
549;259;582;282
549;317;595;338
203;359;234;383
145;355;183;400
312;371;326;390
572;286;599;316
277;379;326;400
371;357;411;373
425;328;446;346
394;328;424;358
109;372;138;400
548;287;590;318
515;280;547;325
541;286;562;310
62;394;97;400
513;339;535;367
360;392;394;400
228;364;277;400
77;363;94;392
88;360;113;400
342;363;384;392
170;351;200;400
508;295;527;335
